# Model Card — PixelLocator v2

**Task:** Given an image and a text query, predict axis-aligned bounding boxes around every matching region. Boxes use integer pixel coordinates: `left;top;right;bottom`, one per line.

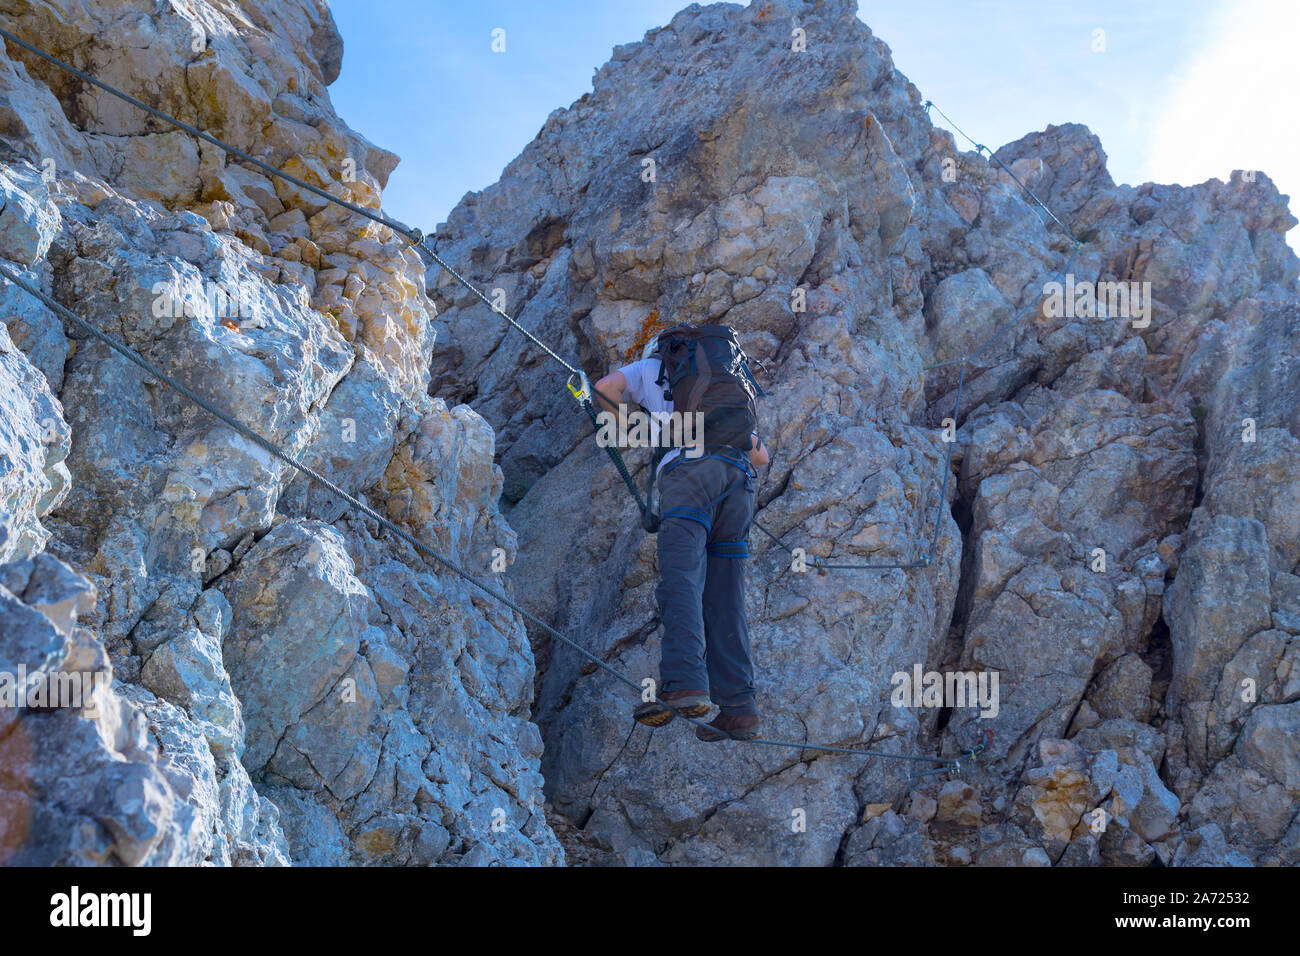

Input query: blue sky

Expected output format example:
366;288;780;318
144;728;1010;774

328;0;1297;244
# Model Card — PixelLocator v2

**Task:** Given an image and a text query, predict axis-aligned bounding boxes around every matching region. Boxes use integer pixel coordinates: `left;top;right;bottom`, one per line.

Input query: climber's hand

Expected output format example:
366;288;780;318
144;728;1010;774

748;432;769;470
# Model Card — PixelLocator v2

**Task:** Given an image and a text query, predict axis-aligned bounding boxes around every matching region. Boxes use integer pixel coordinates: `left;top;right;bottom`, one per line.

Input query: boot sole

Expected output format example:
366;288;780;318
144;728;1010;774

633;701;711;727
696;726;761;742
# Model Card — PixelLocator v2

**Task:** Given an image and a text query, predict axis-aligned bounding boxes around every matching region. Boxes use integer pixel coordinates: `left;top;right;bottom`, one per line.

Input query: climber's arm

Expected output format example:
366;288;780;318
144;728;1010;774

749;432;769;469
592;371;628;416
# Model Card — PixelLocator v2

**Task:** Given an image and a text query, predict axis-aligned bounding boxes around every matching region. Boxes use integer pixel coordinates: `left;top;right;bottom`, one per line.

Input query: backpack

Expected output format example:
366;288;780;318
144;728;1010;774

650;323;763;458
640;324;763;533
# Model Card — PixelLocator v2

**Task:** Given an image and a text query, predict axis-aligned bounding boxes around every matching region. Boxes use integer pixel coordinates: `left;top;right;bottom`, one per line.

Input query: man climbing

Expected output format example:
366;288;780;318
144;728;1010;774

593;325;769;741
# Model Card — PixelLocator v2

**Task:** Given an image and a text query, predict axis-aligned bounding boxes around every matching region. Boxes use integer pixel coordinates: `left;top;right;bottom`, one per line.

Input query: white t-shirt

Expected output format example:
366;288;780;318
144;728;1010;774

616;358;685;475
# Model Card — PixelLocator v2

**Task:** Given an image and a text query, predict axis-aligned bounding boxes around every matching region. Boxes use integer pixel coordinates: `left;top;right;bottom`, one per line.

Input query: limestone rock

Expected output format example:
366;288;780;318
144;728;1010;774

0;0;559;867
0;318;70;564
0;553;287;864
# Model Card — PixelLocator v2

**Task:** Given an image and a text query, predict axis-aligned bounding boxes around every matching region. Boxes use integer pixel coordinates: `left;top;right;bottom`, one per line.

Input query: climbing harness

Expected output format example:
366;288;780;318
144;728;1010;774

0;27;1057;771
657;445;754;536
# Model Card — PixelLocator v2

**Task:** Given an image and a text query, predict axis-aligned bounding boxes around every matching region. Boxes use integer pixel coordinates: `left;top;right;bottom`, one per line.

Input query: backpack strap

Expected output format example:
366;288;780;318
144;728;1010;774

685;341;712;411
739;356;765;398
654;357;671;402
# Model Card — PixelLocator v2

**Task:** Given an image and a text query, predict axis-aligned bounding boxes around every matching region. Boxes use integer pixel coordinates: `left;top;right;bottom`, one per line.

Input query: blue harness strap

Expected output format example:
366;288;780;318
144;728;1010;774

662;504;712;532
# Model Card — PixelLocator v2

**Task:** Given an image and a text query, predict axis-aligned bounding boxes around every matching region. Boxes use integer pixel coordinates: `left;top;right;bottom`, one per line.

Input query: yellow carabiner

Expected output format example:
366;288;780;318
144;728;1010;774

567;371;590;404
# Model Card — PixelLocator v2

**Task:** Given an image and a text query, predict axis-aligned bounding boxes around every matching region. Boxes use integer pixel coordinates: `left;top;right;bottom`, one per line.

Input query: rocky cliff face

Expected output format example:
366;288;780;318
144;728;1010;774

2;0;1296;868
428;0;1299;865
0;0;558;865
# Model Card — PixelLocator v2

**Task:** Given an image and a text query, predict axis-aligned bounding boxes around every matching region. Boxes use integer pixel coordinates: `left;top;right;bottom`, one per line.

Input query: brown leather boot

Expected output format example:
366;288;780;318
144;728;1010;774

695;712;761;741
633;689;711;727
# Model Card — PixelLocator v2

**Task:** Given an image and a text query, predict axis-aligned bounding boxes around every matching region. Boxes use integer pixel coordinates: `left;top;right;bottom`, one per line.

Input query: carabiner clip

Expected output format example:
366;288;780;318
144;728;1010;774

566;371;591;405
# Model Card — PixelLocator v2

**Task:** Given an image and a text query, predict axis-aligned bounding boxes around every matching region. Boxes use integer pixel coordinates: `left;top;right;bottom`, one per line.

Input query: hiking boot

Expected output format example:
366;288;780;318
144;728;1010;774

695;712;761;741
633;689;711;727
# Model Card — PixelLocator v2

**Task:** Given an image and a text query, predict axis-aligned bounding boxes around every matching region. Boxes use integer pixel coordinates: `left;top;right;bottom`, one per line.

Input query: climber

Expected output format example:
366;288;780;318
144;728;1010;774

593;325;769;741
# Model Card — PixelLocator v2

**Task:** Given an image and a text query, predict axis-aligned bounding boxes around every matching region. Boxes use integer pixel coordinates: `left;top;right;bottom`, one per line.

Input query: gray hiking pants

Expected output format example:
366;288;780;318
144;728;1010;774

654;450;757;716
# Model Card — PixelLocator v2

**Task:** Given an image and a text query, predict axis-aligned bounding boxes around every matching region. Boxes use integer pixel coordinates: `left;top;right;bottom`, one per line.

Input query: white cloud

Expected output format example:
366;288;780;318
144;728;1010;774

1145;0;1300;244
